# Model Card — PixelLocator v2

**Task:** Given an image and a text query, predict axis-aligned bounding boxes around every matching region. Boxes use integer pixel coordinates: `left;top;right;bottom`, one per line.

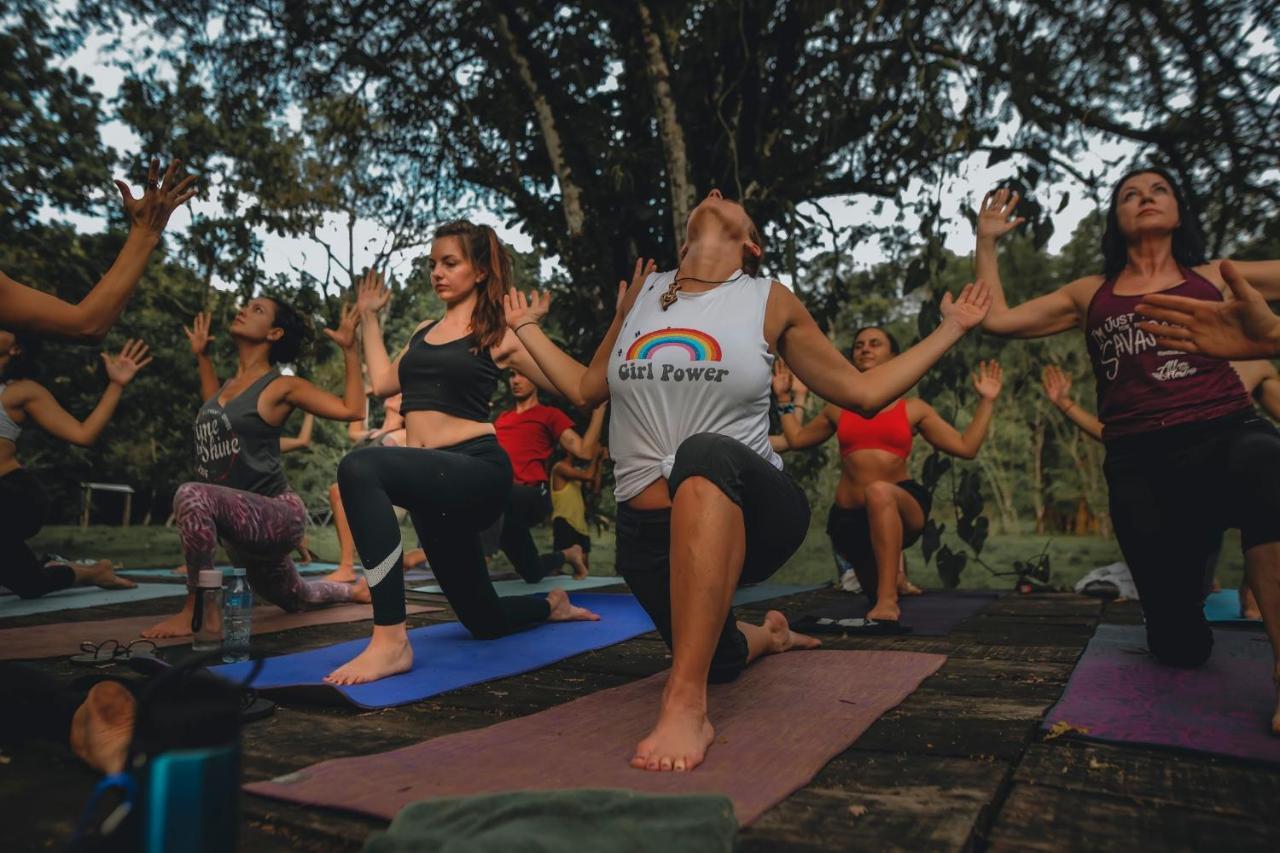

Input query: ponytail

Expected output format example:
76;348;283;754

433;220;512;351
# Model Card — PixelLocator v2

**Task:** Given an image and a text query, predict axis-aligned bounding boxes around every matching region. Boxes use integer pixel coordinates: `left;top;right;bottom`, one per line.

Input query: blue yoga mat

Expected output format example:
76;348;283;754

732;584;826;607
210;593;656;708
409;579;819;604
1204;589;1261;623
0;583;189;618
121;562;345;578
410;575;624;596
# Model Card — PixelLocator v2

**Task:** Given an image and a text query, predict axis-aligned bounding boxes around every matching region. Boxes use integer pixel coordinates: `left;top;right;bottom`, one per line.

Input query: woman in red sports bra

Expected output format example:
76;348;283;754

776;326;1003;627
977;169;1280;734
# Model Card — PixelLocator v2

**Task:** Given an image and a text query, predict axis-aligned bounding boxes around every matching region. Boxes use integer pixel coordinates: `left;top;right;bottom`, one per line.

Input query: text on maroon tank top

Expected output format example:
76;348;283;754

1085;266;1249;440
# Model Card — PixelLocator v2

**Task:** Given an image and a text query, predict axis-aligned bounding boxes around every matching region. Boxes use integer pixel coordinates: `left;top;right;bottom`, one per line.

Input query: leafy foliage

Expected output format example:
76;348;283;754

5;1;1280;563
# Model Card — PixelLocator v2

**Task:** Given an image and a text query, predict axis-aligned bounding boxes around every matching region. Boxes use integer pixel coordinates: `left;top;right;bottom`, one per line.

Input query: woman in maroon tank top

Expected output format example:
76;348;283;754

975;168;1280;735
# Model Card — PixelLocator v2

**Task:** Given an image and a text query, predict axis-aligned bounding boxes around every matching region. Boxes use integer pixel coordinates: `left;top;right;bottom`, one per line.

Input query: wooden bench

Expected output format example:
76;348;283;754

79;482;134;528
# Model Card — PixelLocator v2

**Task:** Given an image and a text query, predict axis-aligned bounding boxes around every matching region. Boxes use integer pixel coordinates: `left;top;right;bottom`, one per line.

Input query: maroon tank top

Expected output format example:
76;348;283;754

1085;266;1249;440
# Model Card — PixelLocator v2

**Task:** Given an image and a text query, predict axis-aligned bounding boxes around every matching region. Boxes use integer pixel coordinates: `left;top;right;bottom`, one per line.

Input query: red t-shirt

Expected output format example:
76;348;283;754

494;404;576;484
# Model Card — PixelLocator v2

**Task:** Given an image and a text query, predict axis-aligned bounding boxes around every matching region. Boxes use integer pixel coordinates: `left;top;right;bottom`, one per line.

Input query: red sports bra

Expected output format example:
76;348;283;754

836;400;913;458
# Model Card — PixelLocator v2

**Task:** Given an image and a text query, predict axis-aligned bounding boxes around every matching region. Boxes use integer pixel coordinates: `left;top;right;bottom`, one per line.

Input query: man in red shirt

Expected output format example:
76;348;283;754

494;370;606;582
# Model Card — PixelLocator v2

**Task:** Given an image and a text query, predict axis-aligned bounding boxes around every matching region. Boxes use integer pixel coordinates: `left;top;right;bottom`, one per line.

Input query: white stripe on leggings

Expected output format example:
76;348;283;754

365;543;402;588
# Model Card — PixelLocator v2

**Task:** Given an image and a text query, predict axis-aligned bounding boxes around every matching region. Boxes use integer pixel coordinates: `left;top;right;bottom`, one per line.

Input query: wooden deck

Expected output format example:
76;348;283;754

3;586;1279;851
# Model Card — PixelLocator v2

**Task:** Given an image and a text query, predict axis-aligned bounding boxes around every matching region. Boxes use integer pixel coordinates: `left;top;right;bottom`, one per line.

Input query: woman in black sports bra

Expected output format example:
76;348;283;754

327;220;600;686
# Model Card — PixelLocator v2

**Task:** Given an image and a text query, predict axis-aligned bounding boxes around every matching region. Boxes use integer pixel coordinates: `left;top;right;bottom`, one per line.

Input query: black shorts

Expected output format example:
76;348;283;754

826;479;931;567
616;433;811;683
552;517;591;553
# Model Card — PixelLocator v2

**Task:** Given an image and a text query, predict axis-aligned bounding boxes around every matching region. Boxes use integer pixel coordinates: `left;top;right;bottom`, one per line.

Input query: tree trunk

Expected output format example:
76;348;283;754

1031;413;1046;534
978;453;1019;533
636;1;695;248
495;13;586;237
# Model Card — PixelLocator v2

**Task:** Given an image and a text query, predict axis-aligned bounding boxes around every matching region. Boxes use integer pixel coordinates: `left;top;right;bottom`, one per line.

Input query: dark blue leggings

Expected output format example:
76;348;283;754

336;436;551;633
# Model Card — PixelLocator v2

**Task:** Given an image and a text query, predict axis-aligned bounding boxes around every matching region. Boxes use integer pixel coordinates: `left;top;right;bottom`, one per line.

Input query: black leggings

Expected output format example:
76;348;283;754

826;479;931;603
500;483;567;583
336;436;550;633
1105;411;1280;667
616;433;810;683
0;469;74;599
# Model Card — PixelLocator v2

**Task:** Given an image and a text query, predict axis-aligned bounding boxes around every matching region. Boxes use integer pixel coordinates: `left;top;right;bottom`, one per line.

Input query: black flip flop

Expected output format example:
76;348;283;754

70;639;158;666
810;616;913;636
127;653;275;724
240;688;276;724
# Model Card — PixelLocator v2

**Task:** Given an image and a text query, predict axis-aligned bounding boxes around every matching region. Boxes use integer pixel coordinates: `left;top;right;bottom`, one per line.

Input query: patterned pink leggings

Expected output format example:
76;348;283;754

173;482;356;611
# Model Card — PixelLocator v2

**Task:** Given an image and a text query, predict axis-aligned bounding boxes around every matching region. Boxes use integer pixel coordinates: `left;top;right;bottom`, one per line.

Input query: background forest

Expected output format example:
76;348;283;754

5;1;1279;585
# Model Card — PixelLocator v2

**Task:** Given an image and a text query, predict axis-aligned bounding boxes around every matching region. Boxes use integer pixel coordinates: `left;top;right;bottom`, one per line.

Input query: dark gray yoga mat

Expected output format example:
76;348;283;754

792;589;1000;636
0;583;188;618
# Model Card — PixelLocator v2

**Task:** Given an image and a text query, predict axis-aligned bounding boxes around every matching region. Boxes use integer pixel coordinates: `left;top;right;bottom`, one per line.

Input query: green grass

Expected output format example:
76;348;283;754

32;521;1250;593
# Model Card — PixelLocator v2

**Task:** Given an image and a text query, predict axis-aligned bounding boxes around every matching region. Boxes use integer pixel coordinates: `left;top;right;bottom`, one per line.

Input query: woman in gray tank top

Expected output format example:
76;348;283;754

0;331;148;599
505;188;993;773
142;298;372;639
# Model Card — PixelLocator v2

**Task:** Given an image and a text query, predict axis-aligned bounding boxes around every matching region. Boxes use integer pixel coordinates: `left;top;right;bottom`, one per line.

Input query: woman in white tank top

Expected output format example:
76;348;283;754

505;189;992;773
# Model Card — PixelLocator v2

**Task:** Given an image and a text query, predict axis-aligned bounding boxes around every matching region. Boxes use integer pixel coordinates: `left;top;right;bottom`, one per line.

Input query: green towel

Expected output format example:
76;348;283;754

363;789;738;853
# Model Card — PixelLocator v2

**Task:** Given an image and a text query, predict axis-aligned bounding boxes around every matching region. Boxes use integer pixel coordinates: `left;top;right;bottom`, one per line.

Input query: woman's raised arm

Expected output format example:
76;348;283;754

0;159;196;342
974;189;1082;339
776;281;990;417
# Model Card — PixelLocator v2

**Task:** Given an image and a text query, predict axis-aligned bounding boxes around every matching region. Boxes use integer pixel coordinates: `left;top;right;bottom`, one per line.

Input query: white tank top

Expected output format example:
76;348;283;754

607;269;782;502
0;383;21;442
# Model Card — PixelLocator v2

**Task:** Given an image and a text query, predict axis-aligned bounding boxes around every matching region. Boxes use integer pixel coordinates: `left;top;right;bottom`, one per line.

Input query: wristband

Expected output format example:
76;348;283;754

775;402;797;415
513;321;539;334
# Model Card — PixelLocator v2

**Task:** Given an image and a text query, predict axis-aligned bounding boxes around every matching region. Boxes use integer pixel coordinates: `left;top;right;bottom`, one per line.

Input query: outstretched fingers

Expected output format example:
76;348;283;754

1220;259;1264;303
113;179;136;206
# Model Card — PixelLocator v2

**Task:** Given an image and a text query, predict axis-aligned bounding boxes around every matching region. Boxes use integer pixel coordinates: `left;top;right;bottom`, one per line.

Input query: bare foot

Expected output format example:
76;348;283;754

70;681;136;775
897;579;924;596
141;606;195;639
867;600;901;622
325;626;413;685
563;544;589;580
1273;678;1280;736
546;587;600;622
171;565;189;577
761;610;822;654
631;702;716;772
86;560;136;590
349;577;372;604
323;563;360;583
404;548;428;570
1241;586;1261;620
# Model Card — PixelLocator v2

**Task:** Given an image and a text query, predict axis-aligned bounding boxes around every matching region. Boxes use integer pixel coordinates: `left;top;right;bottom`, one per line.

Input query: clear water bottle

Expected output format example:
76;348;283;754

222;568;253;663
192;569;224;654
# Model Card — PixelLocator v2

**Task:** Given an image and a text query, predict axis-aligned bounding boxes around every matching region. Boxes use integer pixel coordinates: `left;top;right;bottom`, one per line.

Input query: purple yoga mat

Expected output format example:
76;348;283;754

246;649;945;825
794;589;1000;636
1044;624;1280;764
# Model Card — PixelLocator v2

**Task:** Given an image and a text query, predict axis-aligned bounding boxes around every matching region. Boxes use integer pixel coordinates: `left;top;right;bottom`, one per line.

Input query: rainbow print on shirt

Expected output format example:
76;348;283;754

625;328;723;362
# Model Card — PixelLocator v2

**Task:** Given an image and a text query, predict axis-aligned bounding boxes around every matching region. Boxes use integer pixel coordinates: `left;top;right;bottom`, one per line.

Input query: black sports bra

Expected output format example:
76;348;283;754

397;322;499;421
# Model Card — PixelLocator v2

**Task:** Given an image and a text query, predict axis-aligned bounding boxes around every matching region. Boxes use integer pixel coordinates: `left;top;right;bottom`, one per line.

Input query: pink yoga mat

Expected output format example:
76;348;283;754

246;649;945;825
0;603;441;661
